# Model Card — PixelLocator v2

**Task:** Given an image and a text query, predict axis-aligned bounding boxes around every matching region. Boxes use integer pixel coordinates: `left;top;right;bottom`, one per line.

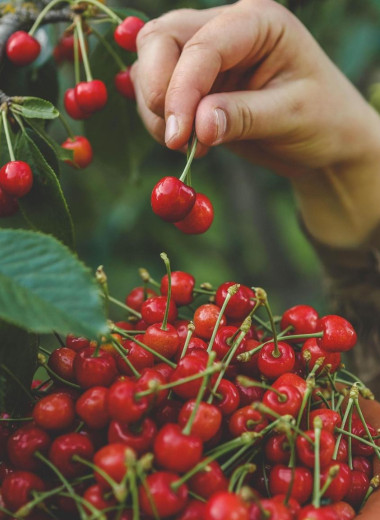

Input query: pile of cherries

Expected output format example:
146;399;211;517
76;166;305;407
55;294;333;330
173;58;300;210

0;261;377;520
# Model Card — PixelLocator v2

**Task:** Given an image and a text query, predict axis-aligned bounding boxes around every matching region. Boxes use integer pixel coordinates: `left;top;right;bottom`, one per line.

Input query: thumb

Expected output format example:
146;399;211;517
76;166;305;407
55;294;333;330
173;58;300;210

194;89;301;146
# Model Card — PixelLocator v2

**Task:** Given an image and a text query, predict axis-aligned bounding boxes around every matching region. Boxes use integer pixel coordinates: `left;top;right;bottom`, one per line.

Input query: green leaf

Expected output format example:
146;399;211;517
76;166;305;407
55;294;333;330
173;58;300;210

14;129;75;249
0;322;38;414
12;97;59;120
26;118;73;167
0;229;108;339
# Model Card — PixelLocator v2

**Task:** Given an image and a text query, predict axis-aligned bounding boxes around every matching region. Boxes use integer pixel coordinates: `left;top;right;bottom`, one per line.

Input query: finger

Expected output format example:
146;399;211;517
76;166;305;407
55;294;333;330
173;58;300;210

164;0;286;148
135;7;223;118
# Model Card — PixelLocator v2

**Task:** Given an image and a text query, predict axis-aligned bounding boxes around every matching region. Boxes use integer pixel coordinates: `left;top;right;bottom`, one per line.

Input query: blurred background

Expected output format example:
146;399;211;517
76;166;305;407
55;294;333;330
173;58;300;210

5;0;380;316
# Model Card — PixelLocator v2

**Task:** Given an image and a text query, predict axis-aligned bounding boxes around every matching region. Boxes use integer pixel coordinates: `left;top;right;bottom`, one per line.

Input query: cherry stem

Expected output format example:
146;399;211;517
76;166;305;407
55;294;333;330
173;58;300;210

90;25;126;71
257;288;279;356
75;15;93;82
1;109;16;161
312;417;322;508
0;416;32;422
236;376;287;401
74;0;123;24
180;322;195;359
160;252;171;331
108;295;142;318
229;463;256;493
354;397;380;461
34;451;87;520
110;336;140;378
54;331;65;347
207;283;240;353
123;332;176;368
127;464;139;520
179;135;198;183
208;317;251;403
40;358;81;389
319;464;340;499
332;391;355;460
334;427;380;453
135;363;221;398
182;351;216;436
29;0;66;35
73;28;81;85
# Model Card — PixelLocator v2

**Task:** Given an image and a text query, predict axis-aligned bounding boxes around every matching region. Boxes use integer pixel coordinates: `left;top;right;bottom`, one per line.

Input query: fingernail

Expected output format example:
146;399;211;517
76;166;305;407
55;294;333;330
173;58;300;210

214;108;227;142
165;114;179;143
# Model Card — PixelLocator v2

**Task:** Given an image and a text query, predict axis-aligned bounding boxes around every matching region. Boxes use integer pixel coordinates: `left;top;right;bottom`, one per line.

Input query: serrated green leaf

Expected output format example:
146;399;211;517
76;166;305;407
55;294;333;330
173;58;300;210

26;118;73;166
14;129;75;249
0;322;38;414
12;97;59;120
0;229;108;339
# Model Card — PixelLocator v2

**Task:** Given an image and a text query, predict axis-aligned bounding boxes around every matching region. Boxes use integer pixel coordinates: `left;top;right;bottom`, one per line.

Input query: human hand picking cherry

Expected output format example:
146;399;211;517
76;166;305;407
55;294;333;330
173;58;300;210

1;255;380;519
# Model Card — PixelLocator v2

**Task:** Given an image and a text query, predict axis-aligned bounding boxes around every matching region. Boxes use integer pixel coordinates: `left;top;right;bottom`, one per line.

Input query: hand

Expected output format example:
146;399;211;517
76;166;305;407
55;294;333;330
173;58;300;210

132;0;380;248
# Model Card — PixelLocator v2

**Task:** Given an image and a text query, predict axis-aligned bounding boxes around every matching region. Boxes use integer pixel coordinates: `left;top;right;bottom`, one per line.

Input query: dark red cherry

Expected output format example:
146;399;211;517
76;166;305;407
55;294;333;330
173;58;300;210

49;432;94;478
262;383;302;418
107;379;148;423
151;176;196;222
74;347;118;388
139;471;188;518
108;417;157;456
229;405;268;437
178;400;222;441
174;193;214;234
269;465;313;504
7;425;50;471
125;286;157;312
189;460;228;500
1;471;45;512
296;429;335;468
6;31;40;66
115;68;135;99
301;338;341;374
321;462;352;502
0;186;18;217
48;347;76;382
143;322;180;359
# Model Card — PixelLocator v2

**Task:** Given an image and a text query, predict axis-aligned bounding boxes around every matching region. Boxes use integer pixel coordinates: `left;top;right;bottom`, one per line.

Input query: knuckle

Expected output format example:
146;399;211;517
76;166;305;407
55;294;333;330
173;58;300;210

136;19;162;48
145;87;165;115
236;101;254;140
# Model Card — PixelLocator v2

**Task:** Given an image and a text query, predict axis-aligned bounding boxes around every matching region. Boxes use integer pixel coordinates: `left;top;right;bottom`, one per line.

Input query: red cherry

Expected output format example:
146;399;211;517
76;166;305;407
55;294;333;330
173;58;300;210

176;499;206;520
139;471;188;518
33;392;75;430
234;375;264;405
352;456;372;478
321;462;352;502
125;286;157;312
136;367;169;405
115;68;136;99
270;495;301;519
269;465;313;504
257;341;295;379
48;347;76;383
83;484;117;515
189;460;228;499
153;423;203;473
61;136;93;169
64;88;91;120
296;429;335;468
262;383;302;418
178;400;222;441
205;491;249;520
309;409;342;434
114;16;145;52
212;325;246;362
215;282;256;321
297;504;339;520
193;303;226;340
330;501;356;520
301;338;341;374
316;315;357;352
65;334;91;351
107;379;148;423
93;443;136;488
75;80;108;113
175;337;208;361
214;378;241;415
281;304;319;335
250;499;293;520
229;405;268;437
0;161;33;198
49;432;94;478
141;295;178;325
151;176;196;222
7;425;50;471
174;192;214;234
108;417;157;456
143;322;180;359
75;386;110;429
265;433;291;464
54;34;86;63
161;270;195;306
344;470;370;509
74;347;118;388
169;354;207;400
0;186;18;217
272;372;307;396
116;338;154;375
349;418;377;456
1;471;45;511
6;31;40;66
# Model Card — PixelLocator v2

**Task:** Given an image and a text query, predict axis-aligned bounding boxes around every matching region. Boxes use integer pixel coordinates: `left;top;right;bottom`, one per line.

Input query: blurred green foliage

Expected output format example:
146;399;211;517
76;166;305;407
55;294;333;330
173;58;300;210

10;0;380;318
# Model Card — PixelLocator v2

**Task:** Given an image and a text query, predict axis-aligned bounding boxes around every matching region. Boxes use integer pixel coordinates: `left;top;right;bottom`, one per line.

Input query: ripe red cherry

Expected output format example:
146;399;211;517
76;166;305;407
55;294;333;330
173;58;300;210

265;433;291;464
301;338;341;374
0;161;33;198
143;322;180;359
115;68;135;99
330;501;355;520
49;432;94;478
161;270;195;306
316;315;357;352
170;354;207;400
139;471;188;518
93;443;136;488
154;423;203;473
0;186;18;217
193;303;226;340
33;392;75;430
136;367;169;405
7;425;50;471
272;372;307;396
262;383;302;418
214;378;240;415
352;456;372;478
75;80;108;113
229;406;268;437
48;347;76;382
178;400;222;441
281;304;319;335
74;347;118;388
75;386;110;429
269;465;313;504
320;462;352;502
114;16;145;52
257;341;295;379
1;471;45;511
174;192;214;234
189;460;228;499
297;504;340;520
64;88;91;120
141;296;178;325
250;499;293;520
65;334;91;351
309;409;342;433
177;500;206;520
6;31;40;66
125;286;158;311
296;429;335;468
205;491;249;520
108;417;157;456
107;379;148;423
83;484;117;515
54;34;85;63
349;418;377;456
116;338;154;375
61;136;93;169
151;177;196;222
344;470;370;509
215;282;255;321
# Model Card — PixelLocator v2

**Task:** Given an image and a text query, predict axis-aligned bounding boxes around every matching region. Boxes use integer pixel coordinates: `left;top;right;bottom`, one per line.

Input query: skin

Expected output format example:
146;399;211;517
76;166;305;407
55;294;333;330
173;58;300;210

132;2;380;516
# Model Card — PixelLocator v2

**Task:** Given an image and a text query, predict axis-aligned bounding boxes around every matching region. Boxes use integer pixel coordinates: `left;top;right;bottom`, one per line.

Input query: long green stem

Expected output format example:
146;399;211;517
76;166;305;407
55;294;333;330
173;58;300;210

1;110;15;161
90;26;126;71
75;16;92;82
207;284;239;353
179;136;198;183
312;418;322;508
108;296;142;318
160;252;171;331
29;0;67;35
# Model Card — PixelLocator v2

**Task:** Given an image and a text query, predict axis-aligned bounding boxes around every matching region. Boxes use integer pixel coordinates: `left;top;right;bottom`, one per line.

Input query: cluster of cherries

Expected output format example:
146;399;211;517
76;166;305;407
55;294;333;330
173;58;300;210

0;160;33;217
0;261;377;520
